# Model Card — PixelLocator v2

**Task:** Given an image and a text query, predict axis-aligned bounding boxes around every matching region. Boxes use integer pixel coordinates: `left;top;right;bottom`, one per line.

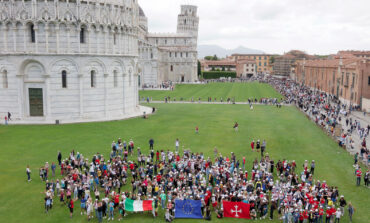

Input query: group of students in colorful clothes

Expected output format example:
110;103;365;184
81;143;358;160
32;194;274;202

39;140;357;222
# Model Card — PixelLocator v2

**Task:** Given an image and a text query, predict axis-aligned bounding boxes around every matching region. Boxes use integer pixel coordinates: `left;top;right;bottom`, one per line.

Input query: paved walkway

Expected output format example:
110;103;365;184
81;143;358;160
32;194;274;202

6;105;153;125
143;100;293;106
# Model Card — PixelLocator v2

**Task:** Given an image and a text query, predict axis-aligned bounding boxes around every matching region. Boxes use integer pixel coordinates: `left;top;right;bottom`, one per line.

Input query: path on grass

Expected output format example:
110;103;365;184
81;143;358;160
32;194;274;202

144;100;293;106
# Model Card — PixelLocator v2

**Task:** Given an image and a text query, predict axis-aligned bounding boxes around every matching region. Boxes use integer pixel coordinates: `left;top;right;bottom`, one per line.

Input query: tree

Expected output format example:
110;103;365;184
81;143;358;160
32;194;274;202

269;56;275;64
204;56;214;60
213;54;218;60
197;60;201;76
222;66;225;71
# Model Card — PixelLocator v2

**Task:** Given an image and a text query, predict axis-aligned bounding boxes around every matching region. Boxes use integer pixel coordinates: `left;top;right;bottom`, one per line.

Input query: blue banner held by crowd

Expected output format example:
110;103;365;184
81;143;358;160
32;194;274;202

174;199;203;219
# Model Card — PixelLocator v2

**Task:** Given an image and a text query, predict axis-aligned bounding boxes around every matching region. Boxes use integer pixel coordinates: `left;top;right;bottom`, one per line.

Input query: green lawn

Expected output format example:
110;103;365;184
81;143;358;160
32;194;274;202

0;103;368;223
139;82;283;102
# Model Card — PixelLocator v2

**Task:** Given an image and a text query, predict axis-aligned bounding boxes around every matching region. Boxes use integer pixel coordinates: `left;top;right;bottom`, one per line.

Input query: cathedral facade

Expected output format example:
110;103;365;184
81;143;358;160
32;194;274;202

138;5;199;87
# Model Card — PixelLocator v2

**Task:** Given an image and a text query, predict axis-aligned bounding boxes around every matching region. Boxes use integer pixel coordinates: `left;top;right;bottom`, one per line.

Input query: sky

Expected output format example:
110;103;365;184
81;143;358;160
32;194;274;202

139;0;370;55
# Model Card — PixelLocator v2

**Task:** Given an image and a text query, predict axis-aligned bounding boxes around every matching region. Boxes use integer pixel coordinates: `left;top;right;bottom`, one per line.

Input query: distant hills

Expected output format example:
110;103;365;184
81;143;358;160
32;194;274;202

198;44;265;59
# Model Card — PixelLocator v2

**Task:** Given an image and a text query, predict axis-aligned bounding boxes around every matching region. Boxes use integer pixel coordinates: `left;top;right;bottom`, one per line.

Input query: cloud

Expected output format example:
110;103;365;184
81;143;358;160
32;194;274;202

139;0;370;54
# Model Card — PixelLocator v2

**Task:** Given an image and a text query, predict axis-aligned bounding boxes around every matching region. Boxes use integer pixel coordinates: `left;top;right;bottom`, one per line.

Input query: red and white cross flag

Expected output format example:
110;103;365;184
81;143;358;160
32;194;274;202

223;201;251;219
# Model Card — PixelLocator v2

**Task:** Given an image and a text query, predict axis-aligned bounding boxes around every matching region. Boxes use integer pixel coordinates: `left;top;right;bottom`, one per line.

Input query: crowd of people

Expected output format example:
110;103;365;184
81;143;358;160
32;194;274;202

267;77;370;167
36;138;364;222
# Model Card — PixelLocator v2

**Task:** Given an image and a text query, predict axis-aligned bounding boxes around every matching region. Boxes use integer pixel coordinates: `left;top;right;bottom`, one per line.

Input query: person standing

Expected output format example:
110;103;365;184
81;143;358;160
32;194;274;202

57;151;62;166
175;139;180;152
347;202;355;223
7;111;11;121
149;138;154;150
4;116;7;125
338;196;346;217
251;140;255;151
356;167;362;186
261;140;266;157
310;160;315;175
26;165;31;182
364;170;369;187
334;208;341;223
233;122;239;132
51;162;56;177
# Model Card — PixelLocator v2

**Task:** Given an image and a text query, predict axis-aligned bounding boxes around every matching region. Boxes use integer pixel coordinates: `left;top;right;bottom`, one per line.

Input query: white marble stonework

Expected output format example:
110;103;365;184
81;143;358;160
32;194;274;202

0;0;143;122
138;5;199;87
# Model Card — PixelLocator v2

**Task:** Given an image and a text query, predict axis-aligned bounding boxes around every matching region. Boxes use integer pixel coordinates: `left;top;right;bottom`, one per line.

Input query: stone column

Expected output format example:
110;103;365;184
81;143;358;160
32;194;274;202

56;24;60;53
87;26;91;54
78;74;84;117
77;26;81;53
104;73;109;117
34;25;38;53
117;30;122;55
67;25;71;53
3;25;8;52
45;24;49;53
104;27;107;55
16;74;24;118
12;24;16;52
122;72;126;114
43;74;51;117
23;24;26;52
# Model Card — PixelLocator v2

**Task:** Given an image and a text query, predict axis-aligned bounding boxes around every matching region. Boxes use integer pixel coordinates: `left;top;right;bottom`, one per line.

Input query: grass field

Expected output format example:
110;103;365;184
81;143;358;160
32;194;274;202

139;82;283;102
0;103;368;223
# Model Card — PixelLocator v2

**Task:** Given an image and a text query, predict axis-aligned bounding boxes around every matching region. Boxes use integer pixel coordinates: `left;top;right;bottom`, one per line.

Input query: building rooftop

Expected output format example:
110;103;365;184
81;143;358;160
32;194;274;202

147;33;192;38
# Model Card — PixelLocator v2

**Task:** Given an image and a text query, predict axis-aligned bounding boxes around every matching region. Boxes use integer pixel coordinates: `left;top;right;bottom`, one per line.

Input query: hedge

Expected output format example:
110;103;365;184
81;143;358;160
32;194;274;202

202;71;236;79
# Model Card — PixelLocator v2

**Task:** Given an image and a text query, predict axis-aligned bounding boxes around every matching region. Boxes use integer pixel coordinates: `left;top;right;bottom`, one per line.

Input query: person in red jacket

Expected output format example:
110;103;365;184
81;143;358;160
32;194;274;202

325;208;331;223
356;167;362;186
319;206;324;223
251;140;255;151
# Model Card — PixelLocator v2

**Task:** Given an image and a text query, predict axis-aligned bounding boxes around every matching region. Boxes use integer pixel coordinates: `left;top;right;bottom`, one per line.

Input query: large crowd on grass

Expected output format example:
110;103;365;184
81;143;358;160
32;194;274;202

35;138;369;223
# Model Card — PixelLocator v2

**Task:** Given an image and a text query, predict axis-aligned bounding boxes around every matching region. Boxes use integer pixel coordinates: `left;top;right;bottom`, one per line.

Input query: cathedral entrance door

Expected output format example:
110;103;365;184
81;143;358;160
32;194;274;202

29;88;44;116
181;75;185;82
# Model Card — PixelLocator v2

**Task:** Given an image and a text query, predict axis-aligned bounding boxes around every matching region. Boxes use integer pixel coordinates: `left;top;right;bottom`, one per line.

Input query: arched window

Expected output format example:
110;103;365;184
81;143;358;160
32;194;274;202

80;27;85;43
113;32;117;45
113;71;118;87
2;70;8;88
61;70;67;88
91;70;96;87
30;24;35;43
184;19;186;25
170;65;173;72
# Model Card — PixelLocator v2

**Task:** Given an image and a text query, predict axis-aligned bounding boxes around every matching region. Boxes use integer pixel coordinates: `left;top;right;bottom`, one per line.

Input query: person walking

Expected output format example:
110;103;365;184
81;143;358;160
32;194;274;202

251;140;255;151
26;165;31;182
7;111;11;121
356;167;362;186
4;116;8;125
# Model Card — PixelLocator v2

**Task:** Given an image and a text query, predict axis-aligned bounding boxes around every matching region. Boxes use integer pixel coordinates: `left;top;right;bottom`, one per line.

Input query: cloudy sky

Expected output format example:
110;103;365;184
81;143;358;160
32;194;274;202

139;0;370;55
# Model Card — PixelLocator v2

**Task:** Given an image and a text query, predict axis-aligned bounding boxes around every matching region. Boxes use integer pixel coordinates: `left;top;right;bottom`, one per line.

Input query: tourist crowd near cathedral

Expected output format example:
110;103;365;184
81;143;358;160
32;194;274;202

0;0;199;122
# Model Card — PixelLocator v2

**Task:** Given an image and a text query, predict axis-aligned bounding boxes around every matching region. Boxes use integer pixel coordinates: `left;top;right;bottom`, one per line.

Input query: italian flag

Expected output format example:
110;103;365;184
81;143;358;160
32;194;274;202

124;199;152;212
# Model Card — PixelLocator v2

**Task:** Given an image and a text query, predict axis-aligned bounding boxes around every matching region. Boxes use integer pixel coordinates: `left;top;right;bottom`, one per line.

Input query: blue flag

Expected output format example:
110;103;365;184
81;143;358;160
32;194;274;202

175;199;203;219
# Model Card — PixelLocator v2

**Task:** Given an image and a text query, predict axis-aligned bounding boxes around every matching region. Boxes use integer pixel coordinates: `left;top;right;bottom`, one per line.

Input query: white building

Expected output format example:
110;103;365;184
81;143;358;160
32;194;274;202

138;5;199;87
0;0;145;123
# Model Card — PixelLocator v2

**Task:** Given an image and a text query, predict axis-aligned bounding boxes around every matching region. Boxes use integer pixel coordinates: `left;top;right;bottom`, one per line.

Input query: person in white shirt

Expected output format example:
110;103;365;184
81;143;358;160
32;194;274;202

175;139;180;152
335;208;341;223
26;165;31;182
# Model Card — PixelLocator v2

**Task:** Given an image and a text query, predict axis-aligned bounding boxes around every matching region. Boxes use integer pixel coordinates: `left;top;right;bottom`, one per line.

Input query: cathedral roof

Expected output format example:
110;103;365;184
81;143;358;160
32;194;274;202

139;6;146;17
